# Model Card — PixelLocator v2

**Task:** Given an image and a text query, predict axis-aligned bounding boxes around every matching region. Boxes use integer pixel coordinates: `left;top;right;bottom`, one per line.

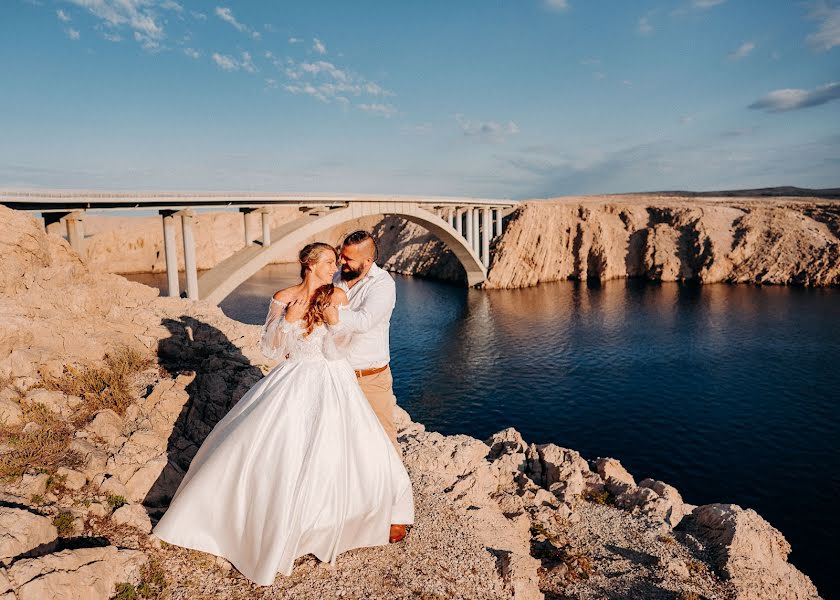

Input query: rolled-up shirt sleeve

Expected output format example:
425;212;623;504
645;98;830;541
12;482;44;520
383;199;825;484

337;276;395;334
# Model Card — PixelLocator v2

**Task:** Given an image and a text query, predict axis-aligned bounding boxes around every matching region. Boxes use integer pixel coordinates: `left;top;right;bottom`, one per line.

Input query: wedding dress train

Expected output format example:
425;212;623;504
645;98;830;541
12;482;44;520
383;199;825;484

152;300;415;586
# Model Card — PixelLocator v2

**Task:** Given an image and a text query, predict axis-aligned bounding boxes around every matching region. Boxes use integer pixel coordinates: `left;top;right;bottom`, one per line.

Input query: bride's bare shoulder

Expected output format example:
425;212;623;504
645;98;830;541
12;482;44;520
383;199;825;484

272;286;299;303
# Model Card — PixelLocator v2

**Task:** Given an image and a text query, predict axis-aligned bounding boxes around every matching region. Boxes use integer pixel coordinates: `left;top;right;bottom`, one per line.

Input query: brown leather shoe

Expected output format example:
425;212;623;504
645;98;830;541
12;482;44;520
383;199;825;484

389;524;407;544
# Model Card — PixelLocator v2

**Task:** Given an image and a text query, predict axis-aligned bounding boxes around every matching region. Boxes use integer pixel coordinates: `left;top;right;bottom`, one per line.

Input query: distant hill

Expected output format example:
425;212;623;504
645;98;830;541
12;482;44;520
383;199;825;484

642;186;840;200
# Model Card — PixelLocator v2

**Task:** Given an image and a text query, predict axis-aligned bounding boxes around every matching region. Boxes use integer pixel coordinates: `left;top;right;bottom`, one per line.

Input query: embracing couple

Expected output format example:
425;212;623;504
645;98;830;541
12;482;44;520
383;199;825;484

153;231;414;586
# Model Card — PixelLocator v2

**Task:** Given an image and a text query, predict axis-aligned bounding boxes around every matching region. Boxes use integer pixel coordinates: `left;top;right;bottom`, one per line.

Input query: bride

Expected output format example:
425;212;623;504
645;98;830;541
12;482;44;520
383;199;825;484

152;242;415;586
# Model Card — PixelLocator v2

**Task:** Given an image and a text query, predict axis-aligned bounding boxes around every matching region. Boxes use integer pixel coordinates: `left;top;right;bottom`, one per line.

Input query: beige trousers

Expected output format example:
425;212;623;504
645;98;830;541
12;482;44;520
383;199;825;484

357;366;400;456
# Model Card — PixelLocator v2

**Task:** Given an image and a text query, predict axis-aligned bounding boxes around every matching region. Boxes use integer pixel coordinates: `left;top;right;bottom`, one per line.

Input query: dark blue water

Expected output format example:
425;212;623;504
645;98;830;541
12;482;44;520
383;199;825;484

128;266;840;596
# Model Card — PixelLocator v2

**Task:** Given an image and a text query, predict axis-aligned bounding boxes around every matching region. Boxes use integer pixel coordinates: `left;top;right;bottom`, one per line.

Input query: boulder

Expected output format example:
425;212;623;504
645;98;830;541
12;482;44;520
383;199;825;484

680;503;820;600
0;508;58;563
6;546;147;600
111;504;152;533
0;396;22;427
55;467;86;491
85;410;123;446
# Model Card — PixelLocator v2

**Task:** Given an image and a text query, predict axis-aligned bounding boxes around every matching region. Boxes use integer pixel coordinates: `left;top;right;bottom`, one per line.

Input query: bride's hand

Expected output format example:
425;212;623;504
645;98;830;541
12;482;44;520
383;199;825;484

284;298;307;322
323;303;339;325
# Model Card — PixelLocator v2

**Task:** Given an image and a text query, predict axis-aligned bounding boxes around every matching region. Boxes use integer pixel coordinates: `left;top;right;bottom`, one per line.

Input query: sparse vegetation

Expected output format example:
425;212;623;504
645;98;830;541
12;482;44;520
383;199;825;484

41;346;153;423
111;556;168;599
106;493;128;510
30;493;45;505
677;591;702;600
659;533;676;545
583;487;614;505
687;559;707;575
0;402;81;481
53;510;75;536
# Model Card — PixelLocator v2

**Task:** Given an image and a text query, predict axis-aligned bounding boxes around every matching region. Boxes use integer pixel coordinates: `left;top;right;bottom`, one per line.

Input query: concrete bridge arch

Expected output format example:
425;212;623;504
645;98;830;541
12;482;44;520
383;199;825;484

198;202;486;305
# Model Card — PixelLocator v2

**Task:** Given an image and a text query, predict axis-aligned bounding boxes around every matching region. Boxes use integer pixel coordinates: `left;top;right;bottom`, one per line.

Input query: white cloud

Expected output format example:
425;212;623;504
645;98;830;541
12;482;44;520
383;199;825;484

728;41;755;60
313;37;327;55
579;58;600;65
289;37;302;44
212;52;238;71
357;103;397;117
544;0;570;10
594;71;606;80
160;0;182;12
190;10;206;20
456;115;520;142
66;28;80;40
748;81;840;112
211;51;258;72
806;2;840;52
692;0;726;7
56;9;71;22
638;16;653;35
298;60;349;81
214;6;260;40
183;47;200;59
102;31;122;42
67;0;171;50
264;78;278;89
680;115;695;124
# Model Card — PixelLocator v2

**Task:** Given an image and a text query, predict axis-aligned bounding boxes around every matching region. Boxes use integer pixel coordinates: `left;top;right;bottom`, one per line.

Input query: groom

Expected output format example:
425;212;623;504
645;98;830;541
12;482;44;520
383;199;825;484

332;230;407;544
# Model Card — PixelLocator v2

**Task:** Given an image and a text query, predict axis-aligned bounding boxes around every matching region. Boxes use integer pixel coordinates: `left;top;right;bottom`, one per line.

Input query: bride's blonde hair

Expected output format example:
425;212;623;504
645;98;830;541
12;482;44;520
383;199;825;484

298;242;338;336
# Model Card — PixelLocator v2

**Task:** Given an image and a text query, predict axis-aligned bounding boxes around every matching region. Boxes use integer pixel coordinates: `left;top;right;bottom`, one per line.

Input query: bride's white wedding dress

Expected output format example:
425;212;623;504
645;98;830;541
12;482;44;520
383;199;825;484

152;299;415;586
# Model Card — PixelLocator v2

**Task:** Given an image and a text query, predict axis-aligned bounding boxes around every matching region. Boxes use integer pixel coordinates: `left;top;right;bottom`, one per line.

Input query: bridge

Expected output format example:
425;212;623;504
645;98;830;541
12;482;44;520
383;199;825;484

1;190;518;304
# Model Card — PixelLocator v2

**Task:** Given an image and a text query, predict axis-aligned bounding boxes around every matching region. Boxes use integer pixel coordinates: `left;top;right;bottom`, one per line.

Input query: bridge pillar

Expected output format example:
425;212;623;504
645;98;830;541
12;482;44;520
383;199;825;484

447;208;455;229
454;208;463;236
179;209;199;300
260;208;271;246
240;207;256;247
482;207;491;267
465;208;473;246
160;210;180;298
64;211;85;255
494;208;503;238
471;208;480;254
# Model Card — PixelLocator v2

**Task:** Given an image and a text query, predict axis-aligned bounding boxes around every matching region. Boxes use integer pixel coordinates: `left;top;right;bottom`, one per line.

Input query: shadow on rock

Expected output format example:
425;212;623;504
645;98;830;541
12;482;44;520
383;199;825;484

143;316;264;515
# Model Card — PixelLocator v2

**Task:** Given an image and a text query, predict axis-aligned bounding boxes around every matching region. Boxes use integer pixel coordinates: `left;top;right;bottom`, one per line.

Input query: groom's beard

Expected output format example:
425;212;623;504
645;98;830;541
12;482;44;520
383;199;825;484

340;265;363;281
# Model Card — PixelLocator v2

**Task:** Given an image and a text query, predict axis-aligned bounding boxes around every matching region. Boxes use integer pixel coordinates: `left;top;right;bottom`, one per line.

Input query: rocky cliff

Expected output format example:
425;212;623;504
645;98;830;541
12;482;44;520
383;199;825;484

375;195;840;288
0;205;823;599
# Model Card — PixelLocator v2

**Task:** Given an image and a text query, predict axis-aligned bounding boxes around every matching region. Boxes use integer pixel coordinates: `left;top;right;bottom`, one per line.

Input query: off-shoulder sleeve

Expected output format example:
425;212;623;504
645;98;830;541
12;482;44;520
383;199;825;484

323;304;354;360
259;299;302;360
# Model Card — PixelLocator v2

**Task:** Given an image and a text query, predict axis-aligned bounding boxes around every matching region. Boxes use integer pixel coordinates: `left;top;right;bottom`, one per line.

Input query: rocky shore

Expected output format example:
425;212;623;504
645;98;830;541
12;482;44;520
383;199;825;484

0;205;823;599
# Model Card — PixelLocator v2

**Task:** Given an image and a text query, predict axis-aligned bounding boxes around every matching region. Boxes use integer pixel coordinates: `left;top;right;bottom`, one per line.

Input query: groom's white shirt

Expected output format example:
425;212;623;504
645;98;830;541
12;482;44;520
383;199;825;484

333;262;395;370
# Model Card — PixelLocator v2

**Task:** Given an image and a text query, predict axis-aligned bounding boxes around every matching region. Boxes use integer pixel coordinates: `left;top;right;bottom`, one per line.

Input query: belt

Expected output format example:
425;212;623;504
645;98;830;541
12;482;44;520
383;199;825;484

354;364;388;378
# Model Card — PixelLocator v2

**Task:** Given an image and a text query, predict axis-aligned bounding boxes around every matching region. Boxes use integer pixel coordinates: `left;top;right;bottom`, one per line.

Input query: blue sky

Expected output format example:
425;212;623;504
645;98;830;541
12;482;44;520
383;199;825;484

1;0;839;199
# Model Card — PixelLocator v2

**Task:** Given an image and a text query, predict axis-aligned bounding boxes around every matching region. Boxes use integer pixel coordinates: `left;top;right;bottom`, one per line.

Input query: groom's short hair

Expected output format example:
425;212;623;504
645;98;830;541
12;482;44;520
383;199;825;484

342;230;378;261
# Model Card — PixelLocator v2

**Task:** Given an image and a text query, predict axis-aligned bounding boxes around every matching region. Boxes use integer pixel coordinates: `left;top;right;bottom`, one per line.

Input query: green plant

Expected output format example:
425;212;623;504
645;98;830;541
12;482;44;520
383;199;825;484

111;582;137;600
46;472;68;492
687;559;706;575
106;493;127;510
658;533;676;545
53;510;75;536
30;493;45;505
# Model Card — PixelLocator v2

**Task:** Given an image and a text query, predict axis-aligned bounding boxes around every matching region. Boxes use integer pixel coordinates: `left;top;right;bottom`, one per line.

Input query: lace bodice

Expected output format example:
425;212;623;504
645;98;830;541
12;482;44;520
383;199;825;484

259;299;350;362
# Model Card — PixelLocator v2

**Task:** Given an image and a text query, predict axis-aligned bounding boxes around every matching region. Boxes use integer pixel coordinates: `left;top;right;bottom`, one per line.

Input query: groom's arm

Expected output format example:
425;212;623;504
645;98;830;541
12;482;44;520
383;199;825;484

338;277;395;333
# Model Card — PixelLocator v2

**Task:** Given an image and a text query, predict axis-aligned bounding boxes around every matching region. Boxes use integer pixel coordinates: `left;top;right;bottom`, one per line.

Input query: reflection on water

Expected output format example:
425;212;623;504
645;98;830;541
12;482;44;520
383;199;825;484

124;266;840;596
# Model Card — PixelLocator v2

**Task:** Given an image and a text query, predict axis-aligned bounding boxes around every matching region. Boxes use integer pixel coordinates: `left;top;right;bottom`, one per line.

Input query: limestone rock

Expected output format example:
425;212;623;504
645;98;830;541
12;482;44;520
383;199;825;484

111;504;152;533
86;409;123;445
68;439;108;480
55;467;86;491
23;389;71;417
530;444;594;503
595;457;636;491
6;546;147;600
498;551;544;600
0;396;22;427
0;508;58;563
680;503;820;600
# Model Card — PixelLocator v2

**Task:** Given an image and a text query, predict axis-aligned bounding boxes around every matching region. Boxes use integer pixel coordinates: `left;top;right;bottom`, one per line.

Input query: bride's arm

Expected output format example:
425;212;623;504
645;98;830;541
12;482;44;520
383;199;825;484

259;291;302;360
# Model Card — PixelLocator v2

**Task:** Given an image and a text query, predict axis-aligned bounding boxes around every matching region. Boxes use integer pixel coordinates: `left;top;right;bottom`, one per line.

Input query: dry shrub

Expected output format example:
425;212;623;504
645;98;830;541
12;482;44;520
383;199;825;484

42;346;153;423
0;402;82;481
